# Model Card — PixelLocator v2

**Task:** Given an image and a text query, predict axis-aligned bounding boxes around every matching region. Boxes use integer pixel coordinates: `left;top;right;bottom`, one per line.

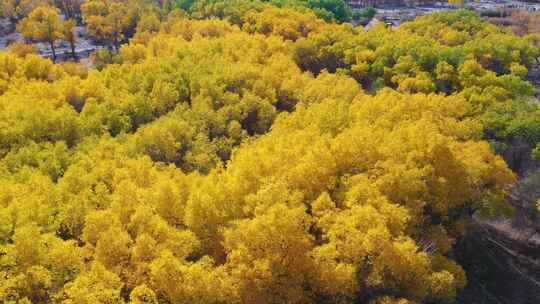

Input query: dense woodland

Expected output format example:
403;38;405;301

0;0;540;303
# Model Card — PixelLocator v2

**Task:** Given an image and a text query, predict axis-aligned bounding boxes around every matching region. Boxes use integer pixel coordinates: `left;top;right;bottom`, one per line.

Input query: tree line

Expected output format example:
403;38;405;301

1;0;353;61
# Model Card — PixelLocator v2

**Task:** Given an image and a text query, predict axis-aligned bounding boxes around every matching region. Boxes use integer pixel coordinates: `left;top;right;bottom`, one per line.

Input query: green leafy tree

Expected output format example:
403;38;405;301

305;0;351;22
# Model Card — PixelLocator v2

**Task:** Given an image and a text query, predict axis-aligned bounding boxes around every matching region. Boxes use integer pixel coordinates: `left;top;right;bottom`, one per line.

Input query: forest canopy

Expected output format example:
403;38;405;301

0;2;539;304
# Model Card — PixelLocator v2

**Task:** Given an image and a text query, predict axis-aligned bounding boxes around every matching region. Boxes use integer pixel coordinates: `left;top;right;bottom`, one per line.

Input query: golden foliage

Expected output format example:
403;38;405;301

0;6;534;304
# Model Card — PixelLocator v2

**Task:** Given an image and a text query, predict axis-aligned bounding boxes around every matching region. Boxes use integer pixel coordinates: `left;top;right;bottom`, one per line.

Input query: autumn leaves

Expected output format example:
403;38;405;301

0;5;539;304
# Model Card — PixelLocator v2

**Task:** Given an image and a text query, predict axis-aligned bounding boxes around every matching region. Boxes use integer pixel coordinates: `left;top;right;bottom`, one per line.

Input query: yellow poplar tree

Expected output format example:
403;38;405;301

17;5;64;62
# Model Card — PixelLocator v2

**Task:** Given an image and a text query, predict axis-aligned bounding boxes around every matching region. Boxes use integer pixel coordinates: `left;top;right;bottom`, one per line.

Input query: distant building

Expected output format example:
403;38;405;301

347;0;404;9
347;0;435;9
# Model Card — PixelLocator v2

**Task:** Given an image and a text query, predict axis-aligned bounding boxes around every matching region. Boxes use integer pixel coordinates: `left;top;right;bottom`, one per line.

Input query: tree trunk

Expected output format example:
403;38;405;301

113;35;119;51
70;40;77;61
8;17;17;32
50;40;57;62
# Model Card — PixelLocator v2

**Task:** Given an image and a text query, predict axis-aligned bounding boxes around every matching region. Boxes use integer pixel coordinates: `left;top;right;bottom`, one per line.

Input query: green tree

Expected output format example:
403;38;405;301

305;0;352;22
